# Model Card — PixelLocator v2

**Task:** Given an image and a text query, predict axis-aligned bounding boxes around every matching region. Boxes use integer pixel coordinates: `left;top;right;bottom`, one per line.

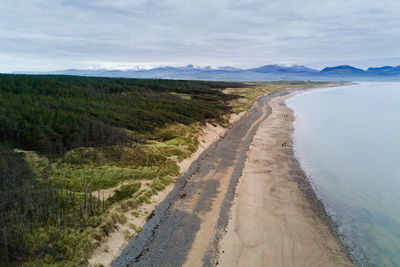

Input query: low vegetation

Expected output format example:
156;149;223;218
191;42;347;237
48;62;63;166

224;81;329;113
0;74;330;265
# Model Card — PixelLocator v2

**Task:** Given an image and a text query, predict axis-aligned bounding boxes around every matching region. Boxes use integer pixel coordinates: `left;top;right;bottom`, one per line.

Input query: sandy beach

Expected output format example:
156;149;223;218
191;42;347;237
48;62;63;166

218;92;353;266
112;87;353;267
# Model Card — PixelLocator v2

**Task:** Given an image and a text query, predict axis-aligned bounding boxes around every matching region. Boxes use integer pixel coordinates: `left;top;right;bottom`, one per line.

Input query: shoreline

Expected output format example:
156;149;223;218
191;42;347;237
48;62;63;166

110;84;353;266
112;89;289;266
218;87;353;266
288;109;354;263
288;90;354;262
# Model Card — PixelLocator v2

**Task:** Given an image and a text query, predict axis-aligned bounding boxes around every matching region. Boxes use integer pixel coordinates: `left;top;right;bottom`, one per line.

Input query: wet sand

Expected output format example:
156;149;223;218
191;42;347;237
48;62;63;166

218;93;353;266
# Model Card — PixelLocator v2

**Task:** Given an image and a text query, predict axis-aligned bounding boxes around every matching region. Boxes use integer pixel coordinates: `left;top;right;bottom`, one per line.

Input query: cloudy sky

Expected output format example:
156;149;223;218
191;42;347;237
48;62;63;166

1;0;400;72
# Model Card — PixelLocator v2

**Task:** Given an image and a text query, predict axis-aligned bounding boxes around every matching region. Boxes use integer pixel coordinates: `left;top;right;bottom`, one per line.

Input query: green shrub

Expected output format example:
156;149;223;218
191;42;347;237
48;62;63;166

107;182;142;204
24;226;93;265
51;165;157;190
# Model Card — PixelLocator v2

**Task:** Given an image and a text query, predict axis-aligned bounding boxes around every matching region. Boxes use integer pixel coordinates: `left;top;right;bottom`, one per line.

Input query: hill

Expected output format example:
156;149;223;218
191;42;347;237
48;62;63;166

367;66;400;75
320;65;365;74
247;64;318;74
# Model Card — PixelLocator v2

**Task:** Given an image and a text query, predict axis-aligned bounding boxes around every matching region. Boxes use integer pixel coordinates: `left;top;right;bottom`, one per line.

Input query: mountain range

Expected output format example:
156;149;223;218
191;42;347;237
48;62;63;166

13;64;400;81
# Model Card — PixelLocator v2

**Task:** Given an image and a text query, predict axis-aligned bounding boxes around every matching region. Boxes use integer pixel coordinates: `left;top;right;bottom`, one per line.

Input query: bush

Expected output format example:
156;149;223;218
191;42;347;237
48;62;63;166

107;183;142;204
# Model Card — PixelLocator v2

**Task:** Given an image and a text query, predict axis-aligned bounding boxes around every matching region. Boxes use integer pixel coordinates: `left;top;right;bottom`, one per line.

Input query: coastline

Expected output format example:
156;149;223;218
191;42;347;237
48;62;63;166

288;89;354;263
108;84;353;266
218;89;353;266
288;112;354;263
112;89;289;266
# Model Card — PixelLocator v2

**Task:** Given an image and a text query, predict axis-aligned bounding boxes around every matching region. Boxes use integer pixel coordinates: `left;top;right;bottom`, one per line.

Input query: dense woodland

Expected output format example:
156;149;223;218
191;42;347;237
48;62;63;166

0;74;246;265
0;74;244;158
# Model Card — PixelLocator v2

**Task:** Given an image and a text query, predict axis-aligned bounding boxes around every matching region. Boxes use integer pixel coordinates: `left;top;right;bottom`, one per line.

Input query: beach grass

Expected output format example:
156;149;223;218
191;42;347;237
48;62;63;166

0;75;333;266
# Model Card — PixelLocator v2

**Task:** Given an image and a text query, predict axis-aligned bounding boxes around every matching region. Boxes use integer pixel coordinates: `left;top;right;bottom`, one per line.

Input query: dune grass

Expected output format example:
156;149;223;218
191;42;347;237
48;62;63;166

224;81;331;113
0;75;333;266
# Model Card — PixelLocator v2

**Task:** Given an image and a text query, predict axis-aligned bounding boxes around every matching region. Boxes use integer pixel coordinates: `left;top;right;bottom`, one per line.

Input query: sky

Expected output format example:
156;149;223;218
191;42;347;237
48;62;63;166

1;0;400;72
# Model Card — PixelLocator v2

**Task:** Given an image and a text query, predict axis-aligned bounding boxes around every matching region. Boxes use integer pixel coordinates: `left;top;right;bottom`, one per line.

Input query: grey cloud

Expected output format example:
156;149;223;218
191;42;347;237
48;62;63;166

0;0;399;72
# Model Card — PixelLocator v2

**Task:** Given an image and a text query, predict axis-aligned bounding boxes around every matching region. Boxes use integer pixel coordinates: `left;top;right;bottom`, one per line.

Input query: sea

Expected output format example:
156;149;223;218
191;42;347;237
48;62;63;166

286;82;400;266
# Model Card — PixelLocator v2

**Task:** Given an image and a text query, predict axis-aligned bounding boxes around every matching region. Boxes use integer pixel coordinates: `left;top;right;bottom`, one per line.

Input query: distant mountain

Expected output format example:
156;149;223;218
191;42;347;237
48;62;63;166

367;66;400;75
247;64;318;74
215;66;242;71
140;65;241;72
52;69;110;76
13;64;400;81
150;65;201;71
321;65;365;74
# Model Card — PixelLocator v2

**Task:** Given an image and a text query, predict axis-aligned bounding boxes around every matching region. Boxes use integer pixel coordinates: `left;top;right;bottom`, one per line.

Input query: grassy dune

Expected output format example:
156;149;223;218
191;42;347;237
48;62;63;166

0;74;330;265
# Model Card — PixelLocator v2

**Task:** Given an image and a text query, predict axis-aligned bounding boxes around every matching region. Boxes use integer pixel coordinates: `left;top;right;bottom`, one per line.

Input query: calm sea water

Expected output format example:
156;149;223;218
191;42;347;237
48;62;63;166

286;83;400;266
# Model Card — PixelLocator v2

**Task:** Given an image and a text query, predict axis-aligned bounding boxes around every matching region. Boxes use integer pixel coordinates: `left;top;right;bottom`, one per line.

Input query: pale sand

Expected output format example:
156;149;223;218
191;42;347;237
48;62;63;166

88;112;247;266
183;105;269;266
179;111;246;174
88;184;172;267
218;94;353;267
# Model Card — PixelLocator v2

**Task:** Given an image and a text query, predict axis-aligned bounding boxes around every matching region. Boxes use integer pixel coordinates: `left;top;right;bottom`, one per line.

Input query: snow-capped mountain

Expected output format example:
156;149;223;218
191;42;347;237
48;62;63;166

13;64;400;81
